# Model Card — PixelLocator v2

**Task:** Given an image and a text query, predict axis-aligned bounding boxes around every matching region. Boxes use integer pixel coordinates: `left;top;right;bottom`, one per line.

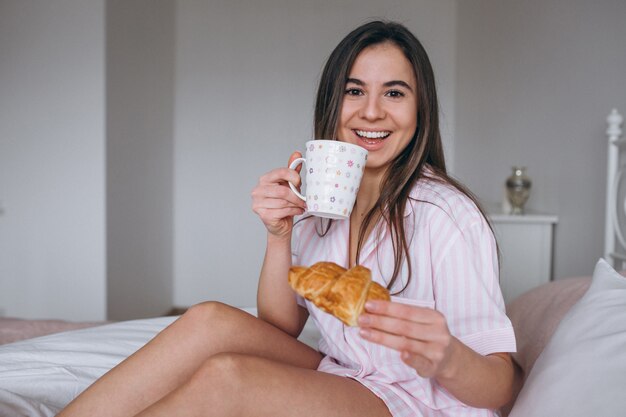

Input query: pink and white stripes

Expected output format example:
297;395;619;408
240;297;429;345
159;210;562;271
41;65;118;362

291;172;516;416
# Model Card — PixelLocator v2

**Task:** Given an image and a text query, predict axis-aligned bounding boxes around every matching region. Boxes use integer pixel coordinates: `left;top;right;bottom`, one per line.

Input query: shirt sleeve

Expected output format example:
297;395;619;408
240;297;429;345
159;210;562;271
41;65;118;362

433;218;517;356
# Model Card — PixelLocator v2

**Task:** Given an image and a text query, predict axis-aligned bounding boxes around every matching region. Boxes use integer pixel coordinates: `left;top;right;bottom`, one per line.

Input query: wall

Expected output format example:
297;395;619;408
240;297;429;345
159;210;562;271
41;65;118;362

172;0;458;308
106;0;175;319
4;0;623;320
0;0;107;320
0;0;457;319
455;0;626;279
0;0;175;321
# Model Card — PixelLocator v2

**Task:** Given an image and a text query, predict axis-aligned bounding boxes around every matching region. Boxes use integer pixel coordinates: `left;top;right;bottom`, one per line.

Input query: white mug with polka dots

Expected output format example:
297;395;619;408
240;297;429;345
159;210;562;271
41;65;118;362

288;140;368;220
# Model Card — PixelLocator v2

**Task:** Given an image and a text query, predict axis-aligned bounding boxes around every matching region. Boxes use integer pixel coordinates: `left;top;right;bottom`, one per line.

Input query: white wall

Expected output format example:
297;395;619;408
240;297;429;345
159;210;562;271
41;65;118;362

0;0;458;320
0;0;107;320
455;0;626;279
0;0;175;321
173;0;458;308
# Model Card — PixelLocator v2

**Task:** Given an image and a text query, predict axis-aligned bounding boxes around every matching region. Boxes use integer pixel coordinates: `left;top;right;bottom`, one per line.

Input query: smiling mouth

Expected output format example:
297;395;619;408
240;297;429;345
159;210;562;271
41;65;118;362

354;130;391;141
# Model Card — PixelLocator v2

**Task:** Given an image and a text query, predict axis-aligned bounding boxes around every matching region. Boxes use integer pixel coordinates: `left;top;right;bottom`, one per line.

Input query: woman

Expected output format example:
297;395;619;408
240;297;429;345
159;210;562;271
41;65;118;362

59;20;515;417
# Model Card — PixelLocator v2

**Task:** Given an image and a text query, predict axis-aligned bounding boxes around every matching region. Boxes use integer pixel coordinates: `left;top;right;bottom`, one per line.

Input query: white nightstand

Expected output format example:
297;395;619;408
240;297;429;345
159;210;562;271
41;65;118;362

488;210;558;303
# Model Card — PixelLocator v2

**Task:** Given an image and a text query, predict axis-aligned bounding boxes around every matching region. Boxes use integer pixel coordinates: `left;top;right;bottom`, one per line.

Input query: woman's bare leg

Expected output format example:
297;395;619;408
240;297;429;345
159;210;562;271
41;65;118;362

58;302;322;417
135;353;392;417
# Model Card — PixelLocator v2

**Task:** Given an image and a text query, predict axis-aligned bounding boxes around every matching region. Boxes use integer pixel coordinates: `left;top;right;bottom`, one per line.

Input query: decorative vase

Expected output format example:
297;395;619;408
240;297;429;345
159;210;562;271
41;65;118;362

505;167;532;215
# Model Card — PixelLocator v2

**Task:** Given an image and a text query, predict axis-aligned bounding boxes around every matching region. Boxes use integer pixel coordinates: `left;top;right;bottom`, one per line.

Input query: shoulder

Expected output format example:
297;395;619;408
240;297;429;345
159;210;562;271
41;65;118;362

407;171;486;232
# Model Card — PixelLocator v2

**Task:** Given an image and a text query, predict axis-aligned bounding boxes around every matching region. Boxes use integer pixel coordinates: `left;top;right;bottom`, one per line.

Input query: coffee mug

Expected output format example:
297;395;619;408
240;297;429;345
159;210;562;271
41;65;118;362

288;140;368;220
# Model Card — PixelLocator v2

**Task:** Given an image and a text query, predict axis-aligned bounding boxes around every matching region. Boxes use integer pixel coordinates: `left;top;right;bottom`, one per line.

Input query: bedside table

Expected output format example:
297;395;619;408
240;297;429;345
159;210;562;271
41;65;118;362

488;211;559;303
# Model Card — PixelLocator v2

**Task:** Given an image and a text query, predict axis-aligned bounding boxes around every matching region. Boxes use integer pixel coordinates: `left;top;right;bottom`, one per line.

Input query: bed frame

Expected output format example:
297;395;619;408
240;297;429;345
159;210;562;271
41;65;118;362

604;108;626;269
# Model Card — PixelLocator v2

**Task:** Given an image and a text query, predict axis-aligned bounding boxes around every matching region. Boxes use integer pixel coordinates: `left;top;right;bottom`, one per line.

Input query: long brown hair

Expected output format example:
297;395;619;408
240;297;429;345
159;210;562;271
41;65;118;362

312;20;495;293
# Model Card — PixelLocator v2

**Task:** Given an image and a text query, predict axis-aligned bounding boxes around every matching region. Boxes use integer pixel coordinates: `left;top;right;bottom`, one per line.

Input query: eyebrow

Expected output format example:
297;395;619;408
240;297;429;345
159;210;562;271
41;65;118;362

346;77;414;93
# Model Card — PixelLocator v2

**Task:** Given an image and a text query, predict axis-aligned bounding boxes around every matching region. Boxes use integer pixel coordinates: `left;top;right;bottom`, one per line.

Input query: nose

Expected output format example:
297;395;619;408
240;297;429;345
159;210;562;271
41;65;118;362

359;95;385;121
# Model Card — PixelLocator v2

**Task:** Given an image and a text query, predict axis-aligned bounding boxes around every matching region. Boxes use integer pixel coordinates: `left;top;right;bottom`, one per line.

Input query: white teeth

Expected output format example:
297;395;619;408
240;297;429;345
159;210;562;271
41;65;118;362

355;130;391;139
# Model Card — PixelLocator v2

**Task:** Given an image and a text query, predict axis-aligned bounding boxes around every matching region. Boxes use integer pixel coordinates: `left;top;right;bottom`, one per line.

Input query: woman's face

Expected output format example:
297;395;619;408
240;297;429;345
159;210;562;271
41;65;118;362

337;42;418;172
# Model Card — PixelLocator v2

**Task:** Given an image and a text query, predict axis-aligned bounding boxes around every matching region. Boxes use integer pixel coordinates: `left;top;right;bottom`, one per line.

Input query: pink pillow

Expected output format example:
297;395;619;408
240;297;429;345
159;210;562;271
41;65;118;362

499;276;591;416
506;276;591;378
0;318;105;345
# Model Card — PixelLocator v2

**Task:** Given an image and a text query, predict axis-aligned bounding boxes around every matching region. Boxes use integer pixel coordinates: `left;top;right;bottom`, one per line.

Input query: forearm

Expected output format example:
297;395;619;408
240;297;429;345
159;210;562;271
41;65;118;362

257;233;304;336
436;339;515;409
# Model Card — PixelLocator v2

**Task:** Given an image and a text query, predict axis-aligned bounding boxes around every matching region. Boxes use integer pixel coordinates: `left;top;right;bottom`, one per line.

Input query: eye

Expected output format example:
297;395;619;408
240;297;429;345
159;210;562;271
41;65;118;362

385;89;405;98
344;88;364;96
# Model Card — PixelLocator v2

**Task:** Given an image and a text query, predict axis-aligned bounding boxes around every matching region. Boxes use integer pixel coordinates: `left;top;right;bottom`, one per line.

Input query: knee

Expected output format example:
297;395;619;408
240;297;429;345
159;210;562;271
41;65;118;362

182;301;233;323
180;302;253;339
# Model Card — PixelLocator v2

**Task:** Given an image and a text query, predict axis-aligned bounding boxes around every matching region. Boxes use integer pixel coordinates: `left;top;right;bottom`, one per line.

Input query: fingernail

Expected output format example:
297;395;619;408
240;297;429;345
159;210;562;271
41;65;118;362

359;328;371;338
365;301;376;311
358;314;370;325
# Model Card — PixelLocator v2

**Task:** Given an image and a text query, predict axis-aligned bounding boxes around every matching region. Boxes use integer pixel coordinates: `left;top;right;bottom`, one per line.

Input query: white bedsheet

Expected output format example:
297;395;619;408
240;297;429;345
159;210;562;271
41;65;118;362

0;308;321;417
0;315;177;416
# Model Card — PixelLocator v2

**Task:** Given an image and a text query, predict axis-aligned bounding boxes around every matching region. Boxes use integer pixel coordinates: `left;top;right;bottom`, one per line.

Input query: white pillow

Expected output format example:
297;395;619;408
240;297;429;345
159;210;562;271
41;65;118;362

509;258;626;416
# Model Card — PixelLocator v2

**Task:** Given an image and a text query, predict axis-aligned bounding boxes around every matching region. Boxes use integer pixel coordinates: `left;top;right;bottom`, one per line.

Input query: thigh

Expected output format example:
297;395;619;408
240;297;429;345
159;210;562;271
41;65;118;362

142;353;393;417
232;356;392;417
59;302;321;417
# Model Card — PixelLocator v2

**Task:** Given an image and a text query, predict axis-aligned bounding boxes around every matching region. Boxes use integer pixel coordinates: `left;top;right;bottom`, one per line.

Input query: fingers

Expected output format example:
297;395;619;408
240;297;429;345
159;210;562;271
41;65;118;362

357;300;453;378
254;206;306;227
358;324;430;353
251;159;307;236
287;151;303;174
363;300;439;324
251;183;305;210
251;189;305;228
358;311;432;342
359;300;449;343
358;308;448;348
253;159;306;209
258;167;301;187
358;324;441;377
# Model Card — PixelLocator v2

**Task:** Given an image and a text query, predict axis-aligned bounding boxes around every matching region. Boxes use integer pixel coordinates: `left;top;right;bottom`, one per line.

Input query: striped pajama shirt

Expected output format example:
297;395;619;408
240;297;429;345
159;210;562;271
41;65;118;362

291;172;516;417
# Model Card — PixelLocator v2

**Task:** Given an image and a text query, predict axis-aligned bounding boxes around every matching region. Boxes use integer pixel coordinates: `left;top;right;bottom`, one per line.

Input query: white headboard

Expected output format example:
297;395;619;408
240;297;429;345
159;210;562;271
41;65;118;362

605;109;626;269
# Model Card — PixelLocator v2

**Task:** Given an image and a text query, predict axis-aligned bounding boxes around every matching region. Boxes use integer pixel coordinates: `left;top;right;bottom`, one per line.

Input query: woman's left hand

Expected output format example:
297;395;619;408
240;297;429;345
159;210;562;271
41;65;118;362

357;300;458;380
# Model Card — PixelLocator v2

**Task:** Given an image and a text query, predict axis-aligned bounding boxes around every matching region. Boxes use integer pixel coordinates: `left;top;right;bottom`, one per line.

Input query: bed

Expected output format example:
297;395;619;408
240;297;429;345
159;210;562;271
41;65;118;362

0;110;625;416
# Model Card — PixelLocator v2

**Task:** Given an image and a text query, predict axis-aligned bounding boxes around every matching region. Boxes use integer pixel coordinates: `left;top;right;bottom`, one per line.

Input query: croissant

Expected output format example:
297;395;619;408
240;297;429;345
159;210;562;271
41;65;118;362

288;262;390;326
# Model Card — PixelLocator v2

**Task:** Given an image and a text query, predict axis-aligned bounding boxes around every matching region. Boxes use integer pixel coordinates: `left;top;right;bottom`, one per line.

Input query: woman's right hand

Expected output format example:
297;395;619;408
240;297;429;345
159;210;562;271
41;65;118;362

251;152;306;239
